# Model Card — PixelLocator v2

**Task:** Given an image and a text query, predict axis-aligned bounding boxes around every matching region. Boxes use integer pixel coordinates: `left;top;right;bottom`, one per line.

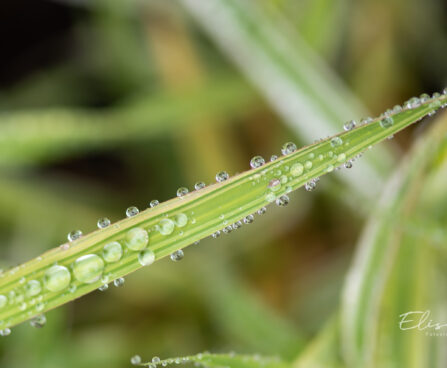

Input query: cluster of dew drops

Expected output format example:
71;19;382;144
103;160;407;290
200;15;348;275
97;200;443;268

1;90;445;338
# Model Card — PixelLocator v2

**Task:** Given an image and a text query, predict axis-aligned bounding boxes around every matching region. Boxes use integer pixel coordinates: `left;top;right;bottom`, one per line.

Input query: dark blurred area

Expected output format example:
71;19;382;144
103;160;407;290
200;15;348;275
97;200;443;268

0;0;445;367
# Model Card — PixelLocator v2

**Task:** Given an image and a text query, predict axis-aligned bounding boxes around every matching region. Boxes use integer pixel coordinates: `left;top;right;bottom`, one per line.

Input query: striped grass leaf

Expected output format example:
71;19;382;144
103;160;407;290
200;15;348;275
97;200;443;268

0;93;445;331
341;108;447;367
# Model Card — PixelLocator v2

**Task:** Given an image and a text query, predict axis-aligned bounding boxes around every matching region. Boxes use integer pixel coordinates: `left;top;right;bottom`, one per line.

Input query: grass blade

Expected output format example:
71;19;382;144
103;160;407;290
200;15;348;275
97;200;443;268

0;94;444;330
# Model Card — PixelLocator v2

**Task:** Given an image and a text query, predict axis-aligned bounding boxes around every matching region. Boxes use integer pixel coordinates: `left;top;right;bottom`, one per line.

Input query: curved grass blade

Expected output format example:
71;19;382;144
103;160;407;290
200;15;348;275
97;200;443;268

136;352;289;368
0;94;444;330
341;109;447;367
178;0;395;200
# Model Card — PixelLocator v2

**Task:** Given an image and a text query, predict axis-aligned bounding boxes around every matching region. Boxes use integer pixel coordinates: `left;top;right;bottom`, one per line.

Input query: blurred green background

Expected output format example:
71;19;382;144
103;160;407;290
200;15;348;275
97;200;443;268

0;0;446;367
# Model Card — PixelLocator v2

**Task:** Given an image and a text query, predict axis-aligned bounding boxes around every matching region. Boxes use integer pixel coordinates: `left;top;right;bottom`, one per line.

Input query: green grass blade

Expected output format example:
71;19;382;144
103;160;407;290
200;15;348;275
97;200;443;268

341;109;447;367
0;94;444;330
137;352;290;368
0;75;256;166
178;0;395;199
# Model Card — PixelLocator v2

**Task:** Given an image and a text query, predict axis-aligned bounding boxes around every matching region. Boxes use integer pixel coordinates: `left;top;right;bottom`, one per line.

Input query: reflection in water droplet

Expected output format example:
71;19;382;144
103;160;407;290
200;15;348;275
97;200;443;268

244;215;254;224
177;187;189;197
281;142;297;155
67;230;82;242
44;265;71;292
250;156;265;169
331;137;343;147
194;181;206;190
138;249;155;266
97;217;111;229
125;228;149;251
212;230;221;238
114;278;125;287
276;195;289;207
103;241;123;263
158;219;175;235
380;117;394;128
150;200;159;208
126;206;139;217
216;171;229;182
170;250;184;262
257;207;267;215
30;314;46;328
72;254;104;284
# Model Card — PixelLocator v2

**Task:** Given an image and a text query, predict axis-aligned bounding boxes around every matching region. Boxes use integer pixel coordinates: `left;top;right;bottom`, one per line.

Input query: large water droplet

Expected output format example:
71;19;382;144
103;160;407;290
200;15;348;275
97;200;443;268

126;206;139;217
270;155;278;162
174;213;188;227
30;314;46;328
380;117;394;128
25;280;42;297
158;219;175;235
281;142;297;155
125;228;149;250
344;161;353;169
67;230;82;242
290;163;304;177
72;254;104;284
177;187;189;197
138;249;155;266
150;200;159;208
152;357;161;364
103;241;123;263
170;250;184;262
250;156;265;169
44;265;71;292
97;217;111;229
304;161;313;170
216;171;229;182
305;181;316;191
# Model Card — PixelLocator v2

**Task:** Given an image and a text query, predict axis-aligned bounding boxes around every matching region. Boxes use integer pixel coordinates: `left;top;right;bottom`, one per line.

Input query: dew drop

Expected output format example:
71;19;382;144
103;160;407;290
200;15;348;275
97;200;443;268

114;277;125;287
270;155;278;162
152;357;161;364
126;206;139;217
177;187;189;197
98;284;108;292
35;302;45;312
158;219;175;235
138;249;155;266
344;161;353;169
0;328;11;336
268;179;281;191
30;314;46;328
265;192;276;202
244;215;254;224
44;265;71;292
174;213;188;227
212;230;221;238
216;171;229;182
326;165;334;173
393;105;402;113
0;295;6;309
305;181;316;191
25;280;42;297
170;250;184;262
380;117;394;128
194;181;206;190
343;120;356;131
72;254;104;284
337;153;346;162
276;195;289;207
232;221;242;230
304;161;313;170
103;241;123;263
250;155;265;169
330;137;343;147
67;230;82;242
125;228;149;250
97;217;111;229
257;207;266;215
281;142;297;155
131;355;142;365
150;200;159;208
280;175;288;184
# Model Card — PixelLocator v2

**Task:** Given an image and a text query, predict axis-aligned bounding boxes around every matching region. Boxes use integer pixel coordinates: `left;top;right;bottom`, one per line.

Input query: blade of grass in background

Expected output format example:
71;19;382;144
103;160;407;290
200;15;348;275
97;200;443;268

341;111;447;367
178;0;395;200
